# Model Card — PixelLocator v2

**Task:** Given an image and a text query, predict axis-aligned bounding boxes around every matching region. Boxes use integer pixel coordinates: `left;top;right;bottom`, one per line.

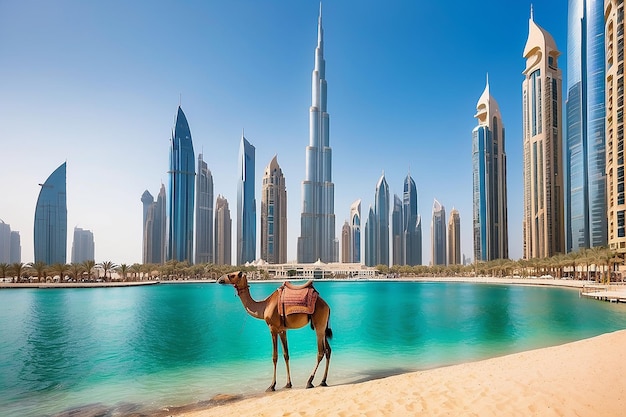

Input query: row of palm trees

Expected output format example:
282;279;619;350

375;246;624;284
0;246;622;284
0;259;247;283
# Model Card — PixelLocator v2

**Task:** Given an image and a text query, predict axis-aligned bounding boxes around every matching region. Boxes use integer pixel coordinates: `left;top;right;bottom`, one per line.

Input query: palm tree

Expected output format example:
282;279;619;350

0;263;9;280
10;262;26;282
116;264;129;281
68;263;84;281
28;261;48;282
97;261;117;281
82;260;96;281
129;263;142;281
567;250;583;280
50;263;70;282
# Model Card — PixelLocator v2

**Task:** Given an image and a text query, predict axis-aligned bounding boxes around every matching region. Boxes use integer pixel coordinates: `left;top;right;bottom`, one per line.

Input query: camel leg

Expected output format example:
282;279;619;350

320;335;331;387
279;331;292;389
267;331;278;392
306;330;326;388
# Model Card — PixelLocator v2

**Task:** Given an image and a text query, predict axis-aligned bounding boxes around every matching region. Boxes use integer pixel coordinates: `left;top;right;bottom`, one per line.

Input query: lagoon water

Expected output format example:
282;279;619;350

2;281;626;416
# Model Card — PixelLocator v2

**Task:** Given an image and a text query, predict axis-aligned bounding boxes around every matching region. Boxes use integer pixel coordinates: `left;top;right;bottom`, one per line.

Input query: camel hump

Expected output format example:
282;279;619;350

282;279;314;290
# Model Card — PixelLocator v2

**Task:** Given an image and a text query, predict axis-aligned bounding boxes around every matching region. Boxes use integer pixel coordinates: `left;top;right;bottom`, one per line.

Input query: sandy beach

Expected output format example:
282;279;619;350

170;329;626;417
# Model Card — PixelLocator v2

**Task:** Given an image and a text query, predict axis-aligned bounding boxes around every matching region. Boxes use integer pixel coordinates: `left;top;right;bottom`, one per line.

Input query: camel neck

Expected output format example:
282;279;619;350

237;286;265;320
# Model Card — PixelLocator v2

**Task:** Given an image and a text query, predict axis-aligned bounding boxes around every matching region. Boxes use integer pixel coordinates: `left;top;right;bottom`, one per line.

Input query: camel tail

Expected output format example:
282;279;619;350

325;310;333;339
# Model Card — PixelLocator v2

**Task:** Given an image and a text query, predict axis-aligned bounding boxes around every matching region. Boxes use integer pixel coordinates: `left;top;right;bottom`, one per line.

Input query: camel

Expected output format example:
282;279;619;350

217;271;332;391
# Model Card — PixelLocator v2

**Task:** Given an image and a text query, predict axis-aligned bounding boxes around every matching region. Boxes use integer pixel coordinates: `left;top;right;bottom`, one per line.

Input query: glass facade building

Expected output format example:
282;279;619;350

566;0;606;252
298;6;337;263
403;173;422;265
392;195;403;266
374;173;390;266
237;134;256;265
349;199;361;263
143;184;166;264
364;206;375;267
431;199;446;266
168;106;195;263
195;153;214;264
34;162;67;265
71;227;94;264
215;195;232;266
472;78;508;262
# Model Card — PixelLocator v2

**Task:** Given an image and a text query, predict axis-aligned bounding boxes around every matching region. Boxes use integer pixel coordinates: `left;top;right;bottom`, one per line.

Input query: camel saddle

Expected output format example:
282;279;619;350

277;280;318;317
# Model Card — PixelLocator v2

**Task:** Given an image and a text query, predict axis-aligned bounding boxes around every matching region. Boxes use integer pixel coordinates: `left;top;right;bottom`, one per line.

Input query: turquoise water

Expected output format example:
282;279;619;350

2;281;626;416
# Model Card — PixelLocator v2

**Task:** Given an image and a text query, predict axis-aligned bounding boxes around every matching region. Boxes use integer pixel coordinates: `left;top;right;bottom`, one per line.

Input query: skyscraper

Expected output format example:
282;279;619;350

374;173;390;266
392;194;403;266
0;221;11;263
141;190;154;263
566;0;607;252
349;199;361;263
298;5;337;264
10;231;20;263
34;162;67;265
431;199;446;266
606;0;626;253
0;222;20;264
237;134;256;265
364;206;375;267
403;173;422;265
168;106;195;263
261;155;287;264
341;220;351;263
522;9;565;259
215;195;232;266
195;153;214;264
448;208;461;265
472;77;509;262
71;227;94;264
143;184;167;264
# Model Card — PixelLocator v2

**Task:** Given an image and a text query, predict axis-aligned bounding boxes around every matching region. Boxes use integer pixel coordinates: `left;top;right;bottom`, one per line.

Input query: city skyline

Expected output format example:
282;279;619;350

0;1;568;265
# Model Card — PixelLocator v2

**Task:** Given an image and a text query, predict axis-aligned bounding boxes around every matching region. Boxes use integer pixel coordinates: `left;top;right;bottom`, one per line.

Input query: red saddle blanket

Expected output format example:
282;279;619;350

278;285;318;316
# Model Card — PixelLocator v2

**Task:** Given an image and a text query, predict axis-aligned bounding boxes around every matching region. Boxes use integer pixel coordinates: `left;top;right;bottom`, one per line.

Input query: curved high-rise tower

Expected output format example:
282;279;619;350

298;4;337;263
168;106;195;263
34;162;67;265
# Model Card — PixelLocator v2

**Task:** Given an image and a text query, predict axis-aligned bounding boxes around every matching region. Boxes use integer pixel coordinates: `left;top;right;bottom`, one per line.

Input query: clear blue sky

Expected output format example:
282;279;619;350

0;0;567;265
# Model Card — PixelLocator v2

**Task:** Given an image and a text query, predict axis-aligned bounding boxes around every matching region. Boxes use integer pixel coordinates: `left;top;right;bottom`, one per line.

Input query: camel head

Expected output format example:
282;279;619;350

217;271;249;294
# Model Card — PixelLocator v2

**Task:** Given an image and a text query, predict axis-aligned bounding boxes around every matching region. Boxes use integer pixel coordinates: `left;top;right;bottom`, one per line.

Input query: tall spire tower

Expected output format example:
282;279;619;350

298;3;337;263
